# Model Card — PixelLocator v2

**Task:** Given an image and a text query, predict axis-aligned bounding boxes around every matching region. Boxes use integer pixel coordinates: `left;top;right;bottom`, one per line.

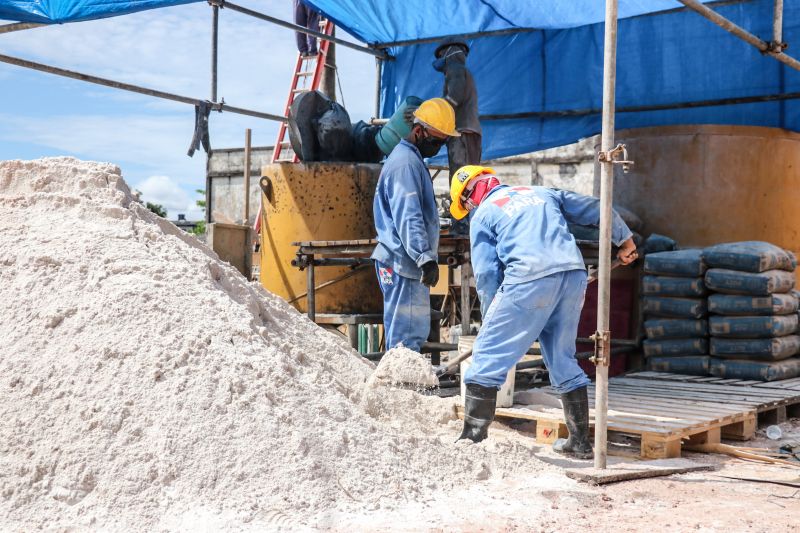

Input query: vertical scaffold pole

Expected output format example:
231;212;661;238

595;0;619;470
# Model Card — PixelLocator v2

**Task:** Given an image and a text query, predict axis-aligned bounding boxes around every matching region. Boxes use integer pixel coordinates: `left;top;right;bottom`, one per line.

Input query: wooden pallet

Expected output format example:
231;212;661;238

467;375;800;459
627;371;800;392
624;371;800;425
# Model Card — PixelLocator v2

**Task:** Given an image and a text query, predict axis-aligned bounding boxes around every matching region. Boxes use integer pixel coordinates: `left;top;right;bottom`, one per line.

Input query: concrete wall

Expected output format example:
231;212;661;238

431;135;598;197
208;147;273;225
208;138;600;225
612;125;800;256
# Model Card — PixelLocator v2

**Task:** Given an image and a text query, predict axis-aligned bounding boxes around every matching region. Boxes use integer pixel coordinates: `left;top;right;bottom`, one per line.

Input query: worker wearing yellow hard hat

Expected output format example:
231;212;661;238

451;165;638;460
370;98;459;352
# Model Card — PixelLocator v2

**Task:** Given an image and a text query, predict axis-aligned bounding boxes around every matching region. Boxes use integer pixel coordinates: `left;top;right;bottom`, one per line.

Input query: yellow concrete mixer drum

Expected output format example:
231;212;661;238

258;162;383;314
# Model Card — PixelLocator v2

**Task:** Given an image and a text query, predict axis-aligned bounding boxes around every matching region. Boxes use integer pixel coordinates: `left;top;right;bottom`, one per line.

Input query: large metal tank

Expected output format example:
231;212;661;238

608;125;800;257
258;162;383;314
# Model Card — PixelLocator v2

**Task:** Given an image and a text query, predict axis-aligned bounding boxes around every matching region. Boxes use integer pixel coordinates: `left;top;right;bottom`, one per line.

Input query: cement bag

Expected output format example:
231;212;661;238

642;234;677;255
643;249;706;277
704;269;795;296
708;293;799;316
614;205;643;233
643;338;708;357
644;318;708;339
642;275;706;297
709;357;800;381
702;241;796;273
710;336;800;361
708;314;798;338
648;356;710;375
642;297;707;319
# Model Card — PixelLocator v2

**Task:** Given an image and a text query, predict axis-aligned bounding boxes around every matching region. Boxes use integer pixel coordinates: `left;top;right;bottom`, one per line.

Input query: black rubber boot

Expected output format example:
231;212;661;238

458;383;497;443
553;386;594;460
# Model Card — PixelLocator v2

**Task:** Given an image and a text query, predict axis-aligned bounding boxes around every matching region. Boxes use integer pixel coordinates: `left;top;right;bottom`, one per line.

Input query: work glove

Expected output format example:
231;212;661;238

420;260;439;287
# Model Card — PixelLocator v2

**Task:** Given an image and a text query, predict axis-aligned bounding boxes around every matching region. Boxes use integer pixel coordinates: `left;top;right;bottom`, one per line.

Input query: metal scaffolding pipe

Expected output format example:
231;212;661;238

0;22;45;34
595;0;619;470
243;128;252;224
208;0;389;59
0;52;287;122
479;91;800;120
374;57;382;118
678;0;800;71
211;5;219;103
774;0;784;46
374;27;537;49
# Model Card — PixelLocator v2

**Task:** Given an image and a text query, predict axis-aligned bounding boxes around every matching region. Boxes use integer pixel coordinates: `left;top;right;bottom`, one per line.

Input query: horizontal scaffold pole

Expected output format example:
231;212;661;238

0;22;45;34
209;0;390;59
678;0;800;70
0;52;287;122
480;91;800;120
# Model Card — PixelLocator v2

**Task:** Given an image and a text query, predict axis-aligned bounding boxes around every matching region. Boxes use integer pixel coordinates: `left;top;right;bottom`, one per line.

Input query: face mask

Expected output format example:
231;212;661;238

416;132;446;158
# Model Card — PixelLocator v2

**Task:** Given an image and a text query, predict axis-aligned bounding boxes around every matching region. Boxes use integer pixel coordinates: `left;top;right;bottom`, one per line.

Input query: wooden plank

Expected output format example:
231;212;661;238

536;420;567;444
598;378;793;399
721;413;757;441
627;371;800;391
586;385;784;409
759;406;787;426
641;435;683;459
565;459;714;485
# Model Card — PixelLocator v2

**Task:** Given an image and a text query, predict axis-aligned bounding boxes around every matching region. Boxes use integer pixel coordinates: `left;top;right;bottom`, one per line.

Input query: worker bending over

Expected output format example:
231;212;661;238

450;166;637;459
371;98;460;351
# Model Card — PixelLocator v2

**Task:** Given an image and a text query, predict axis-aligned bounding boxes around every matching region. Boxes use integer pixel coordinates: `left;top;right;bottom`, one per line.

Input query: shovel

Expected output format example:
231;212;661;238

434;348;473;378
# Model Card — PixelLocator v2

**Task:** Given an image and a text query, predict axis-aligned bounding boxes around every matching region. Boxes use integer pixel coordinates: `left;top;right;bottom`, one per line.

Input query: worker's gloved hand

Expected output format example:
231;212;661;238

420;260;439;287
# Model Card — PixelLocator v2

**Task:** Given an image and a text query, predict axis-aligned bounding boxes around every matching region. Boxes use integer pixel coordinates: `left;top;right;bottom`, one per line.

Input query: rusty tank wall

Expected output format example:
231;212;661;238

608;125;800;257
259;162;383;314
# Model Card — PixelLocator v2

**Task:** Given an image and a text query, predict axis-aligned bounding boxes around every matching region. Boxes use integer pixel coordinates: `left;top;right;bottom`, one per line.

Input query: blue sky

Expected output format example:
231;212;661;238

0;1;376;219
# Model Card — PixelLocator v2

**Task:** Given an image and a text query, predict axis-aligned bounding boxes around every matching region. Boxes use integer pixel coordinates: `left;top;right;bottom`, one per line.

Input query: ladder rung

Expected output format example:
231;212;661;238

292;88;309;94
297;71;314;77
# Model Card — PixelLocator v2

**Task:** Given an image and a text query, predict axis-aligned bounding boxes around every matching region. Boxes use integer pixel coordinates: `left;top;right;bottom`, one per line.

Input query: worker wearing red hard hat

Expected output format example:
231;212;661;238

451;166;637;459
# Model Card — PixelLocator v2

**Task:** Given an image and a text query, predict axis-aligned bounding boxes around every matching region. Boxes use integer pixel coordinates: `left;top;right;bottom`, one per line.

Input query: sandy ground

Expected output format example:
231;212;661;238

326;419;800;532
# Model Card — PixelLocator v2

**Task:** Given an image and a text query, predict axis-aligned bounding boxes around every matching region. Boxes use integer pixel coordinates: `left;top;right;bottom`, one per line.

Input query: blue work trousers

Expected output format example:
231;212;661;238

375;261;430;352
464;269;591;394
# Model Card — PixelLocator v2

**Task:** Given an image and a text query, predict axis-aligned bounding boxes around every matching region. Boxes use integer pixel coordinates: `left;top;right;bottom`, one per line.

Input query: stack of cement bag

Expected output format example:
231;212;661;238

703;241;800;381
642;249;710;375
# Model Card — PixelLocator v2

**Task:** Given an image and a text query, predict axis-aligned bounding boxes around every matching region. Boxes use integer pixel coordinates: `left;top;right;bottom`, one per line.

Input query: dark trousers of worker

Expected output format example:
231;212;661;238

464;269;591;394
293;0;320;54
375;261;431;352
447;131;482;181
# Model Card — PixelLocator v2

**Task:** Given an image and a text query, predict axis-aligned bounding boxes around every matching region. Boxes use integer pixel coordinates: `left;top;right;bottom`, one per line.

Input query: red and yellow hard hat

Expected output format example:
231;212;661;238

449;165;496;220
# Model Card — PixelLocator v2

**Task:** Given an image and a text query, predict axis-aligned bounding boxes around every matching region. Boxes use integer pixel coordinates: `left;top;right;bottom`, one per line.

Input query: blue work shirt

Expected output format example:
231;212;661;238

470;185;633;315
371;140;439;279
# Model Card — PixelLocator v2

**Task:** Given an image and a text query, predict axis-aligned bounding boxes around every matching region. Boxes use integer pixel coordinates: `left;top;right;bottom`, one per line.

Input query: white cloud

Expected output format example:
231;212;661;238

1;0;379;221
135;174;204;220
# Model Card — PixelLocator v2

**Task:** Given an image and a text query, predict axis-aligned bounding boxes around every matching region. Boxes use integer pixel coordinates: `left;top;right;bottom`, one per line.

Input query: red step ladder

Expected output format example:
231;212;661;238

272;19;334;163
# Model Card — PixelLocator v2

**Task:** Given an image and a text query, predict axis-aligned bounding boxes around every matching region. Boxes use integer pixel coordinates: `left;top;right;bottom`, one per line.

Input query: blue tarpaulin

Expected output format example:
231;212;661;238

305;0;800;161
0;0;199;24
3;0;798;161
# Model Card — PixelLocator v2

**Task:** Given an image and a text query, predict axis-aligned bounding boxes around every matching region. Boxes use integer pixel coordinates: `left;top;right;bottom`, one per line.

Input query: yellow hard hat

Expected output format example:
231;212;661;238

413;98;460;137
449;165;496;220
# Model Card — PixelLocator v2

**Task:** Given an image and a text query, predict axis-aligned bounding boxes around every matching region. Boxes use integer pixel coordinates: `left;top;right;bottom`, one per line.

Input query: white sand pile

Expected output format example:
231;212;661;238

0;158;547;531
370;346;439;389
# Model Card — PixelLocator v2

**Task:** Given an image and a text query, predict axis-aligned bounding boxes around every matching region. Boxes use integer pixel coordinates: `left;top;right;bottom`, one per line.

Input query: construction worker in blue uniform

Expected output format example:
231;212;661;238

449;166;638;459
371;98;460;351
